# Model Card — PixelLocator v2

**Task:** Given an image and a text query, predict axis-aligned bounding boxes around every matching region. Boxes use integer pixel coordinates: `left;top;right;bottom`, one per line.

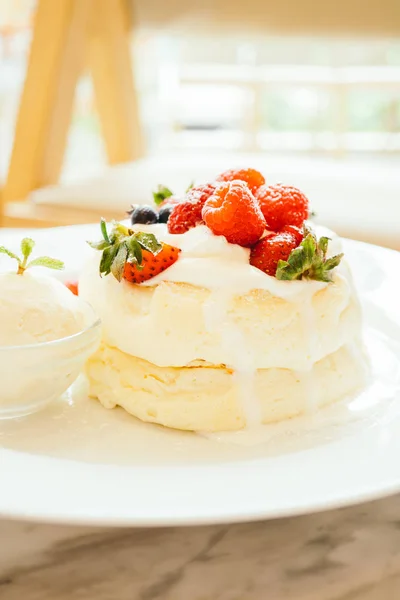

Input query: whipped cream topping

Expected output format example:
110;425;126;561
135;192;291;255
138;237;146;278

127;222;344;300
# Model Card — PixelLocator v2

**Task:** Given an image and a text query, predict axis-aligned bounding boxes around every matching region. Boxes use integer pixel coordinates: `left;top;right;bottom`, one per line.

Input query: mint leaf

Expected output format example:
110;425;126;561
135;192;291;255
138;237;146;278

0;246;21;265
185;181;194;193
27;256;64;270
0;239;64;274
153;185;173;206
20;238;35;263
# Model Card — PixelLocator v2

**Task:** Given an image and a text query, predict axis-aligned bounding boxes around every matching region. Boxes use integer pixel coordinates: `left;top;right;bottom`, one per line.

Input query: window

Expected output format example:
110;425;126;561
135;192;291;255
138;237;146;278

1;4;399;183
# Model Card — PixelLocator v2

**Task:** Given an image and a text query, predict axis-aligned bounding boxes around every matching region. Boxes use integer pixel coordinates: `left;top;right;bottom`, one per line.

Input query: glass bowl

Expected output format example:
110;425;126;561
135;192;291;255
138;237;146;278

0;307;101;419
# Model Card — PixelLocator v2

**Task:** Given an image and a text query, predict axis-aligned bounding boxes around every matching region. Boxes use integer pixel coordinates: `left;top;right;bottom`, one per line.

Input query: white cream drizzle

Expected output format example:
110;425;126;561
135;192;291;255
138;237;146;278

203;288;260;426
297;299;320;414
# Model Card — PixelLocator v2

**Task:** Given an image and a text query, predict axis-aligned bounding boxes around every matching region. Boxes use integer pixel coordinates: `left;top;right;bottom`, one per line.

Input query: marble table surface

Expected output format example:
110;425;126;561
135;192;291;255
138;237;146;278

1;494;400;599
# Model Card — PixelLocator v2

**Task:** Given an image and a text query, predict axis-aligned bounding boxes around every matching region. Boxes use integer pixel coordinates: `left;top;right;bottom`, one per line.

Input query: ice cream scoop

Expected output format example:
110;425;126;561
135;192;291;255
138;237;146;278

0;237;89;345
0;237;101;417
0;271;89;346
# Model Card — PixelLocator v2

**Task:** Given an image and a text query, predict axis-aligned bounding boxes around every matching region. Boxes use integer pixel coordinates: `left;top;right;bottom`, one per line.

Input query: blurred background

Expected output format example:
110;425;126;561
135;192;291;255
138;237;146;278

0;0;399;246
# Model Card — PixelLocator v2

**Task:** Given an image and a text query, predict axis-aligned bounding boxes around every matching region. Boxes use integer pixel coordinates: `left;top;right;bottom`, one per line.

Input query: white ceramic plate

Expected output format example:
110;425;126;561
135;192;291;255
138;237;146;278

0;226;400;527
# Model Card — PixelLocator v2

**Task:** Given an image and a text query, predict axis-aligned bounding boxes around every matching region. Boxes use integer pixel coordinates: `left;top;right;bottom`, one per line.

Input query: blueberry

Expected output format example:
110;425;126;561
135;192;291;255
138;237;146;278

158;204;174;223
129;205;158;225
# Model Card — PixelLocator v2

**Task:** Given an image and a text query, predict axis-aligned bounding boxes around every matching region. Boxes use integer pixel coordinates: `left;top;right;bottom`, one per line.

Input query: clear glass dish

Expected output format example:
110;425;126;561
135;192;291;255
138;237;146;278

0;307;101;419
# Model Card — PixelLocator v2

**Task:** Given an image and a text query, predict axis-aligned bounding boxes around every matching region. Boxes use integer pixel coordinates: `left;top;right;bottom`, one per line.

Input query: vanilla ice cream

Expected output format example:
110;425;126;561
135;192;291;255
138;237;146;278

80;223;368;431
0;271;88;346
0;246;101;419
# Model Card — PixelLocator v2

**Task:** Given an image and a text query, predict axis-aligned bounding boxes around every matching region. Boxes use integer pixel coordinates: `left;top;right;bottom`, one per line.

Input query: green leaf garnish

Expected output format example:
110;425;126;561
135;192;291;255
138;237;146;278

26;257;64;271
99;245;119;277
134;232;162;255
153;184;173;206
0;237;64;275
100;217;111;244
21;238;35;263
0;246;21;264
276;226;343;282
185;181;194;193
126;237;143;267
89;220;164;282
87;239;110;251
110;244;128;282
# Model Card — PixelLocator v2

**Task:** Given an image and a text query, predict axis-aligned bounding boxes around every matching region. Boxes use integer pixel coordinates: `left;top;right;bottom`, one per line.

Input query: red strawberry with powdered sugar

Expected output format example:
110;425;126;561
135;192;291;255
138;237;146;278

216;168;265;194
250;231;299;276
280;224;304;245
123;243;180;283
202;180;266;247
167;201;203;234
167;182;218;234
89;220;180;284
251;225;344;281
256;184;309;231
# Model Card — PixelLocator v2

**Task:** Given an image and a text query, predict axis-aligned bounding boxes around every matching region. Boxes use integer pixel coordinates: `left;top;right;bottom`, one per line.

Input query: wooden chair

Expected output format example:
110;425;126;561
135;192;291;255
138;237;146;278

1;0;142;226
2;0;399;227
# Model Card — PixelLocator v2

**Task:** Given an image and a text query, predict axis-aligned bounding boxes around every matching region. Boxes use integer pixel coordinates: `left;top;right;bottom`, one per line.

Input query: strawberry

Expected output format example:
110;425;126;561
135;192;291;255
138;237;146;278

168;201;203;234
251;225;344;281
123;243;180;283
250;232;298;276
216;168;265;193
65;281;78;295
160;196;180;208
186;182;218;206
256;184;309;231
88;220;180;284
280;224;304;245
168;182;218;234
275;227;343;282
202;180;266;246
